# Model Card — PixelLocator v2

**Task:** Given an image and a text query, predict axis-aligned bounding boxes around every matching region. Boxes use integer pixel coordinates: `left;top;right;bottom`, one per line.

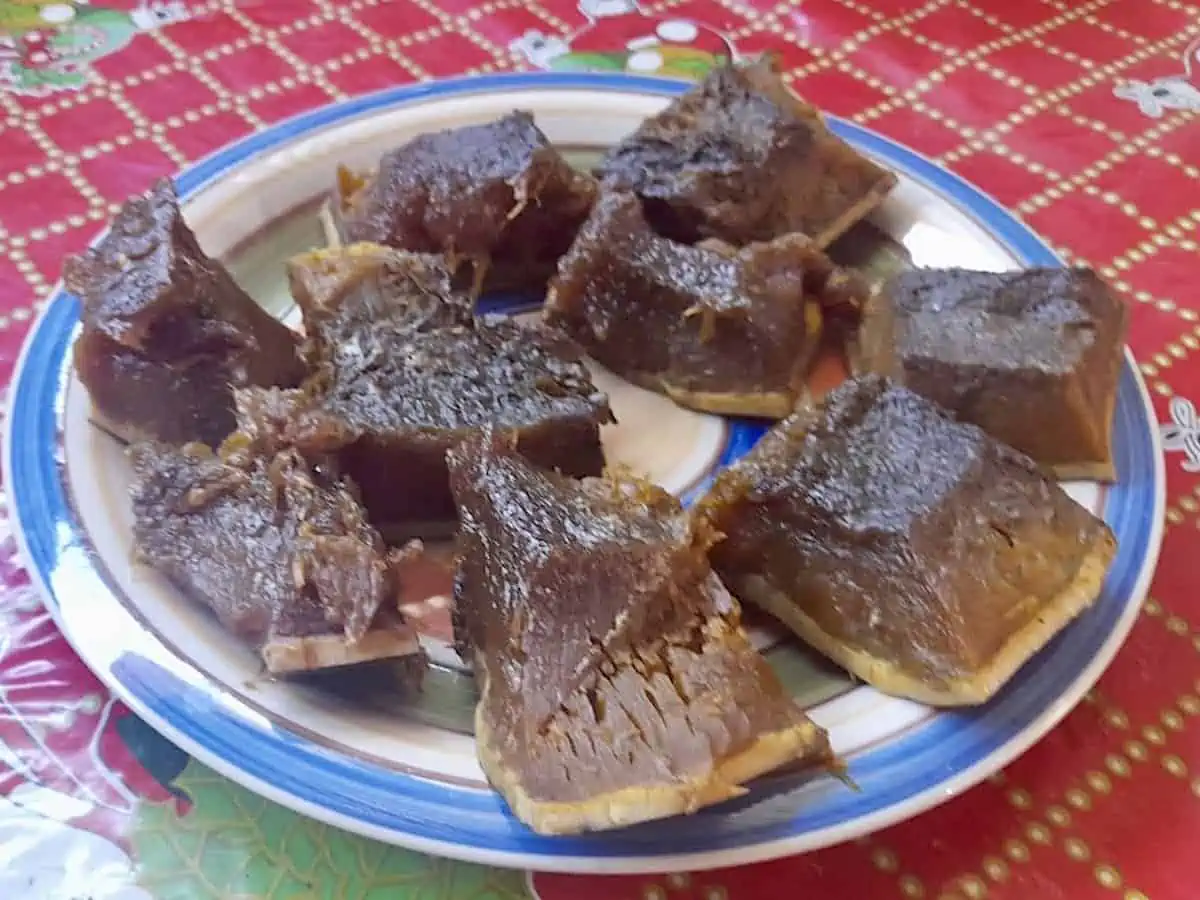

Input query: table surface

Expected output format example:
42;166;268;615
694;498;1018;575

0;0;1197;897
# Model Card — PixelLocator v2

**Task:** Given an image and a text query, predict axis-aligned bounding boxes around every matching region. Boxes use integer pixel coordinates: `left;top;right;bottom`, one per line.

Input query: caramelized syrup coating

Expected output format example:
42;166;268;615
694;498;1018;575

697;375;1117;705
244;244;612;531
68;179;305;446
598;58;896;248
546;191;893;418
130;440;422;675
448;434;830;835
335;112;597;294
888;266;1128;481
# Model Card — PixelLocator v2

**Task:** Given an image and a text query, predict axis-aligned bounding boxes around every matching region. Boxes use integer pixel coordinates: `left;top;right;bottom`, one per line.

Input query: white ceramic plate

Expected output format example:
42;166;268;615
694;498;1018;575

6;73;1165;874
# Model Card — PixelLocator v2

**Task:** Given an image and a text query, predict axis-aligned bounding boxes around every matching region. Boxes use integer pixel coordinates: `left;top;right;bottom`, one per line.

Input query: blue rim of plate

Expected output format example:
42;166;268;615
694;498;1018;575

5;72;1164;873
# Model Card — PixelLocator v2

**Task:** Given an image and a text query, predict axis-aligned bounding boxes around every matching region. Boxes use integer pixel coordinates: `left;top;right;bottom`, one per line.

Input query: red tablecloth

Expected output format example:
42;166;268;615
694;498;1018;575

0;1;1197;897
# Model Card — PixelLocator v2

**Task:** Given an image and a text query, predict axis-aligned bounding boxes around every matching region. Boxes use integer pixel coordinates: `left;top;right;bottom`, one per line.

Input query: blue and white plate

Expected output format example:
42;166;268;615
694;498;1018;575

5;74;1165;874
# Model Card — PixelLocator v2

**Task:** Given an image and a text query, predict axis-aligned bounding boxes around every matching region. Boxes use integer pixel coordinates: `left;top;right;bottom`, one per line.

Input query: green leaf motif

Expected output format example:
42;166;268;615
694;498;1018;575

131;761;532;900
548;52;627;72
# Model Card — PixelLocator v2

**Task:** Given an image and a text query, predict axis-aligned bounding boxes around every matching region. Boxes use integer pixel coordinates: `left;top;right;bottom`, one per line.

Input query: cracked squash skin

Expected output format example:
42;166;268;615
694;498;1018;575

68;178;306;447
129;437;423;676
334;111;597;295
695;375;1118;707
546;191;896;419
447;434;830;835
889;266;1129;482
248;243;612;532
596;57;896;248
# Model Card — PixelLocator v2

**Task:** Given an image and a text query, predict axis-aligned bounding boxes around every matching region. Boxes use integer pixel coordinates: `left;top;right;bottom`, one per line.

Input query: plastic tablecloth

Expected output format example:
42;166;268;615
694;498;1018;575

0;0;1197;897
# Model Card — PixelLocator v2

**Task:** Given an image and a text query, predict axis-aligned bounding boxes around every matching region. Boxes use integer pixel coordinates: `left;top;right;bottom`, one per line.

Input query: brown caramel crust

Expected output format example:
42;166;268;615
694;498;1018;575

69;178;305;448
448;436;830;834
546;191;876;420
334;112;596;295
475;664;827;834
732;533;1115;706
698;375;1119;705
597;58;897;248
890;266;1127;483
130;439;422;675
258;243;611;530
